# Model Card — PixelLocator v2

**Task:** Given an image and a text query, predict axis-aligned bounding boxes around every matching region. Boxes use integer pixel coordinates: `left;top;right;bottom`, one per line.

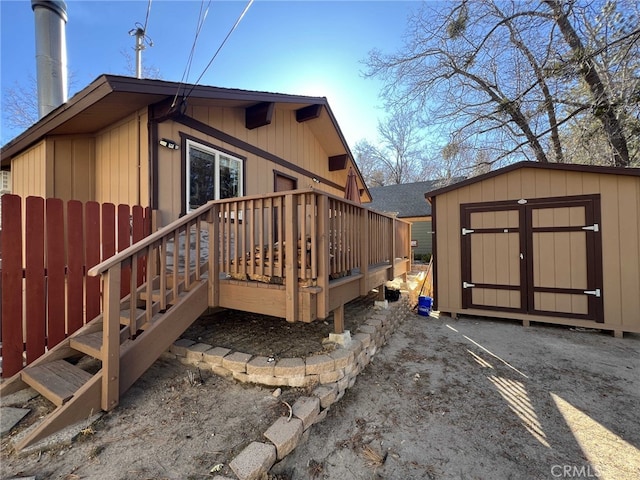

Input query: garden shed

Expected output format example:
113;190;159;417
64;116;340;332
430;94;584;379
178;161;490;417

425;161;640;338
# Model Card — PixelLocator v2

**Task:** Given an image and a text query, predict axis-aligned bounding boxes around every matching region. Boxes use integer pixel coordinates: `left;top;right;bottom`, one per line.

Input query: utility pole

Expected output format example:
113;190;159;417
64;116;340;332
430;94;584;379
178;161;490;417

129;24;152;79
131;26;145;79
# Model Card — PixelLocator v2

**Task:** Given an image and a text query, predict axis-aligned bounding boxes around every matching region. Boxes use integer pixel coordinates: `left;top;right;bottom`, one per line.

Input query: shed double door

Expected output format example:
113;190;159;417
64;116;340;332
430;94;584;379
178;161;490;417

460;195;603;322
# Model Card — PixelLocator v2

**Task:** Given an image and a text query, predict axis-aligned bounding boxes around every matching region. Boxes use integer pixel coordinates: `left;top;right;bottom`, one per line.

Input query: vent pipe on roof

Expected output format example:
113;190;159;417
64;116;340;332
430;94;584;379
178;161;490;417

32;0;68;118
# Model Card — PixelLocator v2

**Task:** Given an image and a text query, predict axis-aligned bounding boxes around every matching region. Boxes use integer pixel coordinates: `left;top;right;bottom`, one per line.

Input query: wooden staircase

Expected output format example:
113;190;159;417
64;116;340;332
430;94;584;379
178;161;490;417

0;276;209;451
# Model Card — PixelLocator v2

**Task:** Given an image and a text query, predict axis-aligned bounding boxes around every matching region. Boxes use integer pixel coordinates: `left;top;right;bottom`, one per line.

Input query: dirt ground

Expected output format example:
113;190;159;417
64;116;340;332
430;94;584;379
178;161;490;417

1;290;639;480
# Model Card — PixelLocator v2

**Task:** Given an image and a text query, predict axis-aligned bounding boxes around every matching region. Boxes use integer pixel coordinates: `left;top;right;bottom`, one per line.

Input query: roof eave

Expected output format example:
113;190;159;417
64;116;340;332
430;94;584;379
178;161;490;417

1;75;360;176
1;74;115;163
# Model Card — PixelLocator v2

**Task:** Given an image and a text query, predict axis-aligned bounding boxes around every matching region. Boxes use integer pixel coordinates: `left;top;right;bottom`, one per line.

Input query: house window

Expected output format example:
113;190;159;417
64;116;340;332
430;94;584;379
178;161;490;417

186;139;243;211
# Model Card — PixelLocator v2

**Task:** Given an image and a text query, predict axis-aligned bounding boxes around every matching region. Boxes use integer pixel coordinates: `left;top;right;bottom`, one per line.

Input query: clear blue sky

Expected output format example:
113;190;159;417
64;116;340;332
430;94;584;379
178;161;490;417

1;0;419;147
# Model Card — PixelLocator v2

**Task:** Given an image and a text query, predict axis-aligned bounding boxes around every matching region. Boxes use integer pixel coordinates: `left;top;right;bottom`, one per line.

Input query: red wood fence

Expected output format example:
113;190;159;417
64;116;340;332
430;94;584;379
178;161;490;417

0;194;151;378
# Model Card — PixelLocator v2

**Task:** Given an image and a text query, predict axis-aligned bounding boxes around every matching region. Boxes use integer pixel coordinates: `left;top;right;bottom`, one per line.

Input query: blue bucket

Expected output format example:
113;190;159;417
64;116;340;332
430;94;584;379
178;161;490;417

418;296;432;316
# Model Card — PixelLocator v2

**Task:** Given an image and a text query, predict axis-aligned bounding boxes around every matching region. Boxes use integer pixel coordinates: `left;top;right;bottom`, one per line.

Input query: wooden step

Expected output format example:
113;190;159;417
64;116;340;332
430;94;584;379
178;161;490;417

70;325;137;359
69;332;103;359
140;288;181;305
120;307;148;328
21;360;94;406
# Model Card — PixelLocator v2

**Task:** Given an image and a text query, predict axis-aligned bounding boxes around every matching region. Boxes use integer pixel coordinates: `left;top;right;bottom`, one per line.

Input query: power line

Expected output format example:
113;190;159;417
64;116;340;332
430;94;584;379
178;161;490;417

172;0;212;108
184;0;255;100
143;0;152;32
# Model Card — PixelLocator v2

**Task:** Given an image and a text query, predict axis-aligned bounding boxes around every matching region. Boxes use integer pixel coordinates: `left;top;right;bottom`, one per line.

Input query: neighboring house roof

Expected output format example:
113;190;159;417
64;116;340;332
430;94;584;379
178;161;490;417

368;180;445;218
0;74;371;200
424;161;640;201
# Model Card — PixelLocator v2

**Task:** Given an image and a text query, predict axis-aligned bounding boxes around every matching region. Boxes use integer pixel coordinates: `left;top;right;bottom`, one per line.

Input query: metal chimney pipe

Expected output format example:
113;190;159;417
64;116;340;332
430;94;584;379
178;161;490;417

32;0;68;118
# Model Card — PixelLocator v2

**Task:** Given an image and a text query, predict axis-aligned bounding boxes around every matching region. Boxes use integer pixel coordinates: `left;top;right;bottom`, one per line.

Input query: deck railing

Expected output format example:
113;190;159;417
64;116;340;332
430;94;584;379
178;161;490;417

88;188;411;409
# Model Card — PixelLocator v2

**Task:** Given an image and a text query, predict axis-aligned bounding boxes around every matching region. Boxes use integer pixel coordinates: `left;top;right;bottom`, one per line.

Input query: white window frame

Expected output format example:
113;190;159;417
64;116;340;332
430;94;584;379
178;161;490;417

186;139;243;212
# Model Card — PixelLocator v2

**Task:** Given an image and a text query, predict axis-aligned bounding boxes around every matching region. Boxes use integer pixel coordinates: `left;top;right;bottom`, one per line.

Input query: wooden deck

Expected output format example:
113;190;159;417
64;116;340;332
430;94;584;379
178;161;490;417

0;188;410;450
111;188;411;325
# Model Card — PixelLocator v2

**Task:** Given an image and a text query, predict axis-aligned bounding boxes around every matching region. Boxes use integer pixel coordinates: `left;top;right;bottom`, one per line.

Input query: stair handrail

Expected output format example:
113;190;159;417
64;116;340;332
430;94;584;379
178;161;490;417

87;202;215;277
88;199;218;411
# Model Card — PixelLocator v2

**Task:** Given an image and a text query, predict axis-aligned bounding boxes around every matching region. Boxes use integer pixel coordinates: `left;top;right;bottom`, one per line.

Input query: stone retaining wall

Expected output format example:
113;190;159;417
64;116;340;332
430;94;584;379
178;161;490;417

166;296;411;480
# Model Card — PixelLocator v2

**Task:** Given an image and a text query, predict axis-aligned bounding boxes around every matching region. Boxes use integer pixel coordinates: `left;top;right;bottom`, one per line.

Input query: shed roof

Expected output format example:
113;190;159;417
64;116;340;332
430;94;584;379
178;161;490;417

424;161;640;201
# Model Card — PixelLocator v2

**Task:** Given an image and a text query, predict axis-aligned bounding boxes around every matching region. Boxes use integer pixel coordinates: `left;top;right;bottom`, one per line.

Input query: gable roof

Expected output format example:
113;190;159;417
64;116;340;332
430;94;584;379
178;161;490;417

368;180;443;218
0;75;362;186
424;161;640;201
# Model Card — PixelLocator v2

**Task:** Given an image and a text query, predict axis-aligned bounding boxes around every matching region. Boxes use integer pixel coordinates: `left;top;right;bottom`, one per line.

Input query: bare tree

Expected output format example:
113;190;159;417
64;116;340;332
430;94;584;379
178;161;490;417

353;105;426;186
365;0;639;168
353;139;387;187
2;76;40;133
120;48;162;79
553;1;640;166
426;138;491;186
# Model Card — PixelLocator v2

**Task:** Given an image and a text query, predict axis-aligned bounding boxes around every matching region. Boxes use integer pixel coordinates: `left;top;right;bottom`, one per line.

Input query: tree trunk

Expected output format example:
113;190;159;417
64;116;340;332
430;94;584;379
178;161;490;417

544;0;630;167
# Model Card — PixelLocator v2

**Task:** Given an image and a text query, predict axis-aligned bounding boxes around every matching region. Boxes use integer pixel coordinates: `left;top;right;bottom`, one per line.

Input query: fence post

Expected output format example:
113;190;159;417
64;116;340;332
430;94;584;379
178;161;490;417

360;208;370;296
208;203;220;308
388;218;396;281
102;264;121;411
284;193;298;322
316;194;330;319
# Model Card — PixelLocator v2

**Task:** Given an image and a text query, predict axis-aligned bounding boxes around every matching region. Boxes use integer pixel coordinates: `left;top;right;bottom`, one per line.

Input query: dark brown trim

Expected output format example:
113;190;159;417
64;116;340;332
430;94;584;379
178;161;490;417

459;194;600;210
245;102;275;130
296;104;322;123
174;113;344;191
149;107;160;210
180;133;188;216
583;196;599;322
466;227;520;234
150;97;185;123
460;205;471;308
329;154;348;171
532;286;593;295
106;75;328;105
532;225;594;233
179;132;248;216
425;161;640;201
469;283;521;290
431;197;439;310
592;195;604;322
522;203;532;313
180;132;248;162
467;305;525;315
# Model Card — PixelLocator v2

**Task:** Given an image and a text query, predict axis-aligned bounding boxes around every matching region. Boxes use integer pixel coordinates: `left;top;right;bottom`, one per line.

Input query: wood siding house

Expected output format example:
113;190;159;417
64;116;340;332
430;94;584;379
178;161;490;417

425;161;640;338
0;75;412;450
